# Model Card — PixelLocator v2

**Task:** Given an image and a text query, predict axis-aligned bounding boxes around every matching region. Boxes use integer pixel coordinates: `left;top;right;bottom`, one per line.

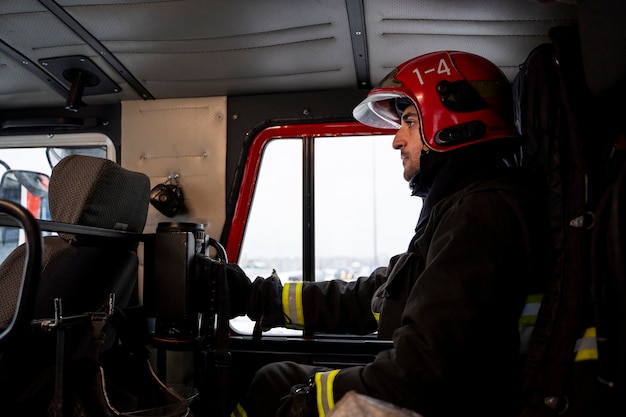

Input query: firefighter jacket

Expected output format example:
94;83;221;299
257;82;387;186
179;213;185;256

280;169;552;417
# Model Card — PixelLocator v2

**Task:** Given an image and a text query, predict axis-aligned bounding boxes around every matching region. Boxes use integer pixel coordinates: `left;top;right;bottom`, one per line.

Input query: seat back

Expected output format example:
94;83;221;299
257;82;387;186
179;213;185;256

0;155;150;411
0;200;42;346
1;155;150;324
512;25;624;417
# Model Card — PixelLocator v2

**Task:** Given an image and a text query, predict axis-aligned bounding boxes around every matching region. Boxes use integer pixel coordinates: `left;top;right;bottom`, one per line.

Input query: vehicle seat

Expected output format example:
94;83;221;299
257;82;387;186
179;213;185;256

0;154;150;413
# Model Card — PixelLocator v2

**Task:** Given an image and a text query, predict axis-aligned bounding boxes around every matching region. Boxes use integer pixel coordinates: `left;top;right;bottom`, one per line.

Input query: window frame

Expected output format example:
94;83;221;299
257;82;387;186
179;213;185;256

0;133;116;163
225;122;394;277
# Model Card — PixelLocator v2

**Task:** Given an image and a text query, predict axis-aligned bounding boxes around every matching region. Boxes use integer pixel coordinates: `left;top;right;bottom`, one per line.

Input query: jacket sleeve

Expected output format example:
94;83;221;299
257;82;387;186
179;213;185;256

281;266;387;335
317;190;537;414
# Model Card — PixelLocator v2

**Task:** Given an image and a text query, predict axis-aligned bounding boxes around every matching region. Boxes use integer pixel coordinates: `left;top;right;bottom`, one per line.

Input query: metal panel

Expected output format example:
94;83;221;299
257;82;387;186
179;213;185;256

121;96;227;240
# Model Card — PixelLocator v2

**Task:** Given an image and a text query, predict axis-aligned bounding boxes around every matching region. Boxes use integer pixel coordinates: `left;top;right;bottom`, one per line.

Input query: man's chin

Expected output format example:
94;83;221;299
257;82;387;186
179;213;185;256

404;170;418;182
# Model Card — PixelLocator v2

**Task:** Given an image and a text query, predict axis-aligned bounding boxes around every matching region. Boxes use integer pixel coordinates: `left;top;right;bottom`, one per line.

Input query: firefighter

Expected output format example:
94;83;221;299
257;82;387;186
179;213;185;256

226;51;552;417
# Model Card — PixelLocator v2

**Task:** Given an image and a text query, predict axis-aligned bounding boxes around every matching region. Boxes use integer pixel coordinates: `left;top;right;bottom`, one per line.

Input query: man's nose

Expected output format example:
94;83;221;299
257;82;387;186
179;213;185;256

392;130;405;150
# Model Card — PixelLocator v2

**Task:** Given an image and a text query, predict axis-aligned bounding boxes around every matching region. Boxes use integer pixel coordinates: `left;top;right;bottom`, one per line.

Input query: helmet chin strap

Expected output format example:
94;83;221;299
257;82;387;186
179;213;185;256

409;172;425;197
408;147;432;197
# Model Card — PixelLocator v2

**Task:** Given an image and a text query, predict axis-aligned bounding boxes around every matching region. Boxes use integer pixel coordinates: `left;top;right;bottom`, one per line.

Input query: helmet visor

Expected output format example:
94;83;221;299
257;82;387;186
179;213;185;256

352;91;410;129
353;66;414;129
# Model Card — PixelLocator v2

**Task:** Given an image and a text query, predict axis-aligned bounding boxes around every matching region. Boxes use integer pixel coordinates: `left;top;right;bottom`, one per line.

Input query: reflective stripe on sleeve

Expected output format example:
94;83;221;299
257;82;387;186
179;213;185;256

518;293;543;353
574;327;598;361
518;293;543;326
230;403;247;417
372;311;380;322
282;282;305;329
315;369;341;417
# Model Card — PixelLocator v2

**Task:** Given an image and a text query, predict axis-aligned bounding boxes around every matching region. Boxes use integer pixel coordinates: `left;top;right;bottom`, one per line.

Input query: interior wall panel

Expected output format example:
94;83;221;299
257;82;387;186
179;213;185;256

121;96;227;240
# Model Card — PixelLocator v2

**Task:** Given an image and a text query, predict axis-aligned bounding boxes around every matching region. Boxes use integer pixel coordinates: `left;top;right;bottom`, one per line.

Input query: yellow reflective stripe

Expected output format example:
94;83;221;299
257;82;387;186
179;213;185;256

372;311;380;322
518;293;543;326
315;369;340;417
574;327;598;361
283;282;305;329
230;403;247;417
518;294;543;353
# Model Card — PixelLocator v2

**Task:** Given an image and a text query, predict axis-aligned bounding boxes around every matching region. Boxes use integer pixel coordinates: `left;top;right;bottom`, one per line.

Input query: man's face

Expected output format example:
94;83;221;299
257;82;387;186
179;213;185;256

392;105;427;181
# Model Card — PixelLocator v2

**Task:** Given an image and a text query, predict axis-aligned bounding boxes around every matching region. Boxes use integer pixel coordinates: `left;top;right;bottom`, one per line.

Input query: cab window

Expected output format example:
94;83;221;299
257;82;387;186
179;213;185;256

230;130;422;335
0;133;115;263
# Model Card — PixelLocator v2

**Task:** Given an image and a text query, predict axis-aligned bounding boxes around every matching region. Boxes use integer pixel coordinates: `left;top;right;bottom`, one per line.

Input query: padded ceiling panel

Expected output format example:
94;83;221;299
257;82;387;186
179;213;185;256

0;0;578;110
363;0;578;82
59;0;356;97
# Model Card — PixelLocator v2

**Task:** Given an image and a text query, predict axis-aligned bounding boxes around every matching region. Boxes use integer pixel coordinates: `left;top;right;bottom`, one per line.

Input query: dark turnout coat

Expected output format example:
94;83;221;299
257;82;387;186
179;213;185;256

294;168;552;417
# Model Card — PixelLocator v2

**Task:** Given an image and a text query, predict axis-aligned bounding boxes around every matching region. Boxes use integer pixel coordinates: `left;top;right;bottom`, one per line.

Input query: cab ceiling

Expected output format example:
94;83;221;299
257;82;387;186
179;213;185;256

0;0;578;110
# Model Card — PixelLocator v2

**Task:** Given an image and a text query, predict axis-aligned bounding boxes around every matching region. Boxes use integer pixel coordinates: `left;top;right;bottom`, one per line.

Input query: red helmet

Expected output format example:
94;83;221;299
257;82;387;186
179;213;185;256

353;51;518;152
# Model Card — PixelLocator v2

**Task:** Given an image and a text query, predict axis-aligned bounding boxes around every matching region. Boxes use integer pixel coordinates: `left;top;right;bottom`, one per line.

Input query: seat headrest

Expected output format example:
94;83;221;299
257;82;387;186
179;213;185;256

49;155;150;241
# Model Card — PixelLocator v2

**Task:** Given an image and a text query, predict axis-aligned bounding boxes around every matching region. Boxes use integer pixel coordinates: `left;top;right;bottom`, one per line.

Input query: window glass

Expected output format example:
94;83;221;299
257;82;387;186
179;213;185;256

314;136;421;281
0;133;114;264
239;138;303;277
231;134;422;335
234;138;302;336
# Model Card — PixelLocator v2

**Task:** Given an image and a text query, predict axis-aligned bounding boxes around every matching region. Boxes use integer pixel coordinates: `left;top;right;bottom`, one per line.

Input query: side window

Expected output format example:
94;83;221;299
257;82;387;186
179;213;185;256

314;136;420;278
232;139;303;336
231;133;422;335
238;139;303;280
0;133;115;264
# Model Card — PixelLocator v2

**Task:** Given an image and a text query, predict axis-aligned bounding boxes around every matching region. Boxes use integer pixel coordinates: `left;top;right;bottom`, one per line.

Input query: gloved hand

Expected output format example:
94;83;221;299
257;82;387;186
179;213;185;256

277;381;317;417
247;269;285;333
223;262;253;318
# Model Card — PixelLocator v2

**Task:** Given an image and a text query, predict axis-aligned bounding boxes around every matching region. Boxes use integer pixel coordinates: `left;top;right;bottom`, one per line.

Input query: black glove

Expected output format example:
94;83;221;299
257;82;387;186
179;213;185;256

247;269;285;333
223;262;253;318
277;381;317;417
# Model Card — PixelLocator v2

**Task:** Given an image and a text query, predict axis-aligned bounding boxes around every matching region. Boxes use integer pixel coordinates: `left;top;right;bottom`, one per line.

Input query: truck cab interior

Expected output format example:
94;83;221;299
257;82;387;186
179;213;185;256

0;1;624;416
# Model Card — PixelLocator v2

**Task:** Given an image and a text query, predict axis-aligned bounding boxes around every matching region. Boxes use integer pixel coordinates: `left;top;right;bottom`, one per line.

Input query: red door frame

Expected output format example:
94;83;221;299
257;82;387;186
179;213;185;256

224;121;393;262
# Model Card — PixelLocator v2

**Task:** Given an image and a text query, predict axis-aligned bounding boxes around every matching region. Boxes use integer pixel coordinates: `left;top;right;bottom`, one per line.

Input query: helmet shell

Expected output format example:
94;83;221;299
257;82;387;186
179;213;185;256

353;51;518;152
